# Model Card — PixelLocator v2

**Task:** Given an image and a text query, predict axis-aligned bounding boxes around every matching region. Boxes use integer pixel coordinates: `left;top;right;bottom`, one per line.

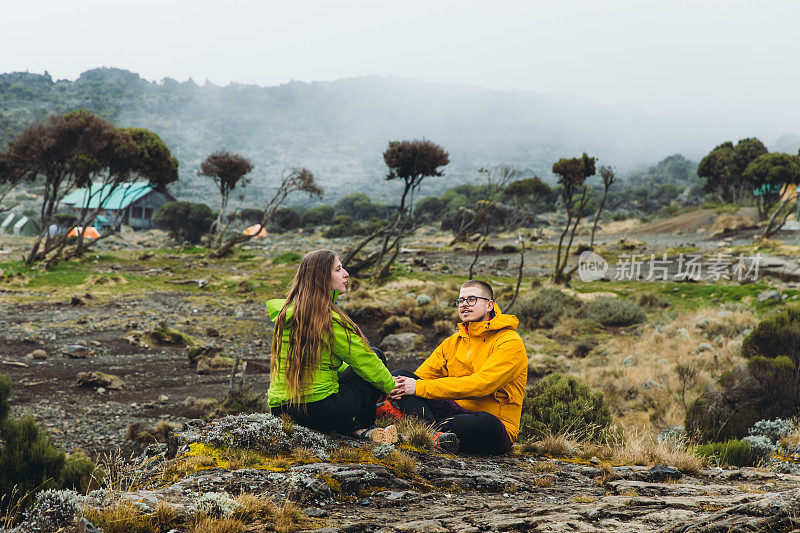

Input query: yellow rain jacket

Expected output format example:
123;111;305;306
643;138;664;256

414;303;528;441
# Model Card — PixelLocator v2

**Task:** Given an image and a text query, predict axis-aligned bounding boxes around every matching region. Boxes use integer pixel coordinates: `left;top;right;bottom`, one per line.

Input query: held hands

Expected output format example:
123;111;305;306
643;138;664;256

389;375;416;399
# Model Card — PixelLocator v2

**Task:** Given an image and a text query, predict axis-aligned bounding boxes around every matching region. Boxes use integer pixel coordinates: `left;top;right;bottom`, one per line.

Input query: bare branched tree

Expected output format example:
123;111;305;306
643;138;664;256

208;167;322;258
551;153;596;285
342;139;448;280
199;151;253;248
590;166;616;249
503;231;526;313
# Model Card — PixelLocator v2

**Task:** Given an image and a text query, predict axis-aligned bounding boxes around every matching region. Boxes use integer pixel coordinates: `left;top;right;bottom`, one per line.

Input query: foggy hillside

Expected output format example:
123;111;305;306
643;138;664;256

0;68;788;205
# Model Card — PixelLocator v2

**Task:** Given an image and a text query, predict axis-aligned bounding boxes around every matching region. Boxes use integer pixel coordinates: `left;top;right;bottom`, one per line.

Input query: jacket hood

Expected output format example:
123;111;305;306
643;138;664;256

457;302;518;337
266;289;340;322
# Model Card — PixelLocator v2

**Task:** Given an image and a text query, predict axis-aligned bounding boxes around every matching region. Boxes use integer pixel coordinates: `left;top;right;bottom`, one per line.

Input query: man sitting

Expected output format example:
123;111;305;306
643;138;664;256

388;280;527;454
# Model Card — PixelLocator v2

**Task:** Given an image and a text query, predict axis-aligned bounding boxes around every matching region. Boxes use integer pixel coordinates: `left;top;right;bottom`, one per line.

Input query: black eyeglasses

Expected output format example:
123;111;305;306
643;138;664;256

453;296;492;307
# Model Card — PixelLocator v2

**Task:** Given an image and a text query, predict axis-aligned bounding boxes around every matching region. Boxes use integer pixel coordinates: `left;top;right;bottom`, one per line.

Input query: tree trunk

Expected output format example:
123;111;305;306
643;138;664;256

468;234;486;280
503;233;525;313
764;193;796;238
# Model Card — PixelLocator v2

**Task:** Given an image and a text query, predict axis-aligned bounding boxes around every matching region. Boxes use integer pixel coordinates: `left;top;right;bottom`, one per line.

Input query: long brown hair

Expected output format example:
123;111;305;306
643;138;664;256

271;249;371;405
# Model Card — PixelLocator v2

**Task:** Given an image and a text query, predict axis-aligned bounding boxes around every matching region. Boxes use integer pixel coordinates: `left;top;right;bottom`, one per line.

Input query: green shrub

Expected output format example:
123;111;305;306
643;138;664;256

301;205;335;227
272;252;303;265
0;374;9;423
515;289;582;329
270;207;301;231
154;201;214;244
0;416;66;511
234;208;263;224
686;306;800;443
335;193;384;220
633;291;670;310
324;215;357;238
696;440;756;467
742;305;800;366
580;297;646;327
60;452;97;493
686;357;799;442
520;373;611;441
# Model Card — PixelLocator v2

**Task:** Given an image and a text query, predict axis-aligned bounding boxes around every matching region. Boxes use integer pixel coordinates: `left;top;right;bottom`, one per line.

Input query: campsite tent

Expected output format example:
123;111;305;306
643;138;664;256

1;213;17;234
12;216;40;236
67;226;101;239
243;224;268;238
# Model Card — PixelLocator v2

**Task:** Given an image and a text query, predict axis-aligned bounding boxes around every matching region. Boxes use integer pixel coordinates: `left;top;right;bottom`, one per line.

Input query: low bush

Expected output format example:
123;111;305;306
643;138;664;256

742;305;800;366
154;201;214;244
272;252;303;265
515;289;582;329
686;306;800;443
204;388;269;420
632;291;670;310
520;373;611;441
580;297;646;327
380;315;416;336
60;452;98;493
0;415;65;512
695;439;756;467
685;357;799;442
571;338;596;358
301;205;334;227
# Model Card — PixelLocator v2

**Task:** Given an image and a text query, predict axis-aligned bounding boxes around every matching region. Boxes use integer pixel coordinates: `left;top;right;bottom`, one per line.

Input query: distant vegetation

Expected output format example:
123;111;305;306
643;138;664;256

0;68;704;206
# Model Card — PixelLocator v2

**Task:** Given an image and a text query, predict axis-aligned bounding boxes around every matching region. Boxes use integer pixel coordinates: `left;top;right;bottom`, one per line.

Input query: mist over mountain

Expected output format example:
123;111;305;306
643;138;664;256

0;68;791;205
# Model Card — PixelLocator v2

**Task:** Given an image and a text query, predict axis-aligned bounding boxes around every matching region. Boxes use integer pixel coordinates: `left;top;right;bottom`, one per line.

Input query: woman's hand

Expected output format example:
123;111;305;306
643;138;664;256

389;375;416;399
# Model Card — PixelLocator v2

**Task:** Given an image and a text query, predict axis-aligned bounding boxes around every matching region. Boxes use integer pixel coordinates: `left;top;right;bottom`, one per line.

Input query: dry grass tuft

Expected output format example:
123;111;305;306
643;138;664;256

190;517;248;533
533;476;553;488
550;318;601;341
95;449;153;492
397;416;437;451
330;446;371;463
600;428;704;474
712;213;754;233
520;433;575;458
291;446;319;464
521;426;704;474
81;501;162;533
529;460;561;473
384;449;418;478
160;454;217;484
273;500;304;533
233;493;277;521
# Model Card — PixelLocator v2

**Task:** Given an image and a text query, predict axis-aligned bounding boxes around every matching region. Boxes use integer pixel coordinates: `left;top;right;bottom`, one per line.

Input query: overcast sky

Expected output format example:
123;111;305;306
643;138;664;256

4;0;799;139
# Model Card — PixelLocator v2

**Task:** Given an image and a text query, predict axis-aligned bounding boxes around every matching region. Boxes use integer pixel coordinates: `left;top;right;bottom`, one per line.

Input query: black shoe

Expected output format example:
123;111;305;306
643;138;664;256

432;431;460;454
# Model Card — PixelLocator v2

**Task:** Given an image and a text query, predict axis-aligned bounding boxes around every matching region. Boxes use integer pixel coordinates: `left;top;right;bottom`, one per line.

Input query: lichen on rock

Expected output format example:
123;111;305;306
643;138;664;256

180;413;334;456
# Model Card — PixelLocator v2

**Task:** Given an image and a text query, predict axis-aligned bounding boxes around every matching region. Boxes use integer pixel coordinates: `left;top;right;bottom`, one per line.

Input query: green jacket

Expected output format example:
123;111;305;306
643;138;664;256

266;290;395;407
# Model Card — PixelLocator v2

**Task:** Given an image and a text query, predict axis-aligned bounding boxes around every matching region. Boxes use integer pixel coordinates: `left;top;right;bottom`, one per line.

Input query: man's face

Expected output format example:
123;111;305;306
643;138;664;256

457;286;493;323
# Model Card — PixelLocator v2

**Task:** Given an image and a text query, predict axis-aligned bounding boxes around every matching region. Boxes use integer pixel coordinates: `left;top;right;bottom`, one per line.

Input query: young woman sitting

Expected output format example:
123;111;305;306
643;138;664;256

267;249;397;444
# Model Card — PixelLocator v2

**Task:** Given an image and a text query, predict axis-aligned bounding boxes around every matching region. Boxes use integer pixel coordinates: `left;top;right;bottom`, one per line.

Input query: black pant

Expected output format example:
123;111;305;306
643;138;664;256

271;348;388;435
392;369;512;455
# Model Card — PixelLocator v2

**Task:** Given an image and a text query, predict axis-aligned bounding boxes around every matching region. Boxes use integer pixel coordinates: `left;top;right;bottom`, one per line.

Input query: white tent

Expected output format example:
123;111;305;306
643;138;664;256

12;216;40;236
0;213;17;233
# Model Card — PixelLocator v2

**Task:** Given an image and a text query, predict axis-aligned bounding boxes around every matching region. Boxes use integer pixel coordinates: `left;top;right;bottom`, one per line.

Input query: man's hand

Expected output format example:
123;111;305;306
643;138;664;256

389;375;417;399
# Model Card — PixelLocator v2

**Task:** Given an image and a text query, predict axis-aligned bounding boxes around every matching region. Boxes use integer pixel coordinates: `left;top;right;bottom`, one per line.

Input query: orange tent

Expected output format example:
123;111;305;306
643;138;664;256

67;226;101;239
243;224;268;238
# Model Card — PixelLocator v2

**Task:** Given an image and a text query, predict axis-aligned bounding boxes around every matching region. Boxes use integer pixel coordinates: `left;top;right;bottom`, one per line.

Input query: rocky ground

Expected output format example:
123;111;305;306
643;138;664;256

58;414;800;532
3;212;800;531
